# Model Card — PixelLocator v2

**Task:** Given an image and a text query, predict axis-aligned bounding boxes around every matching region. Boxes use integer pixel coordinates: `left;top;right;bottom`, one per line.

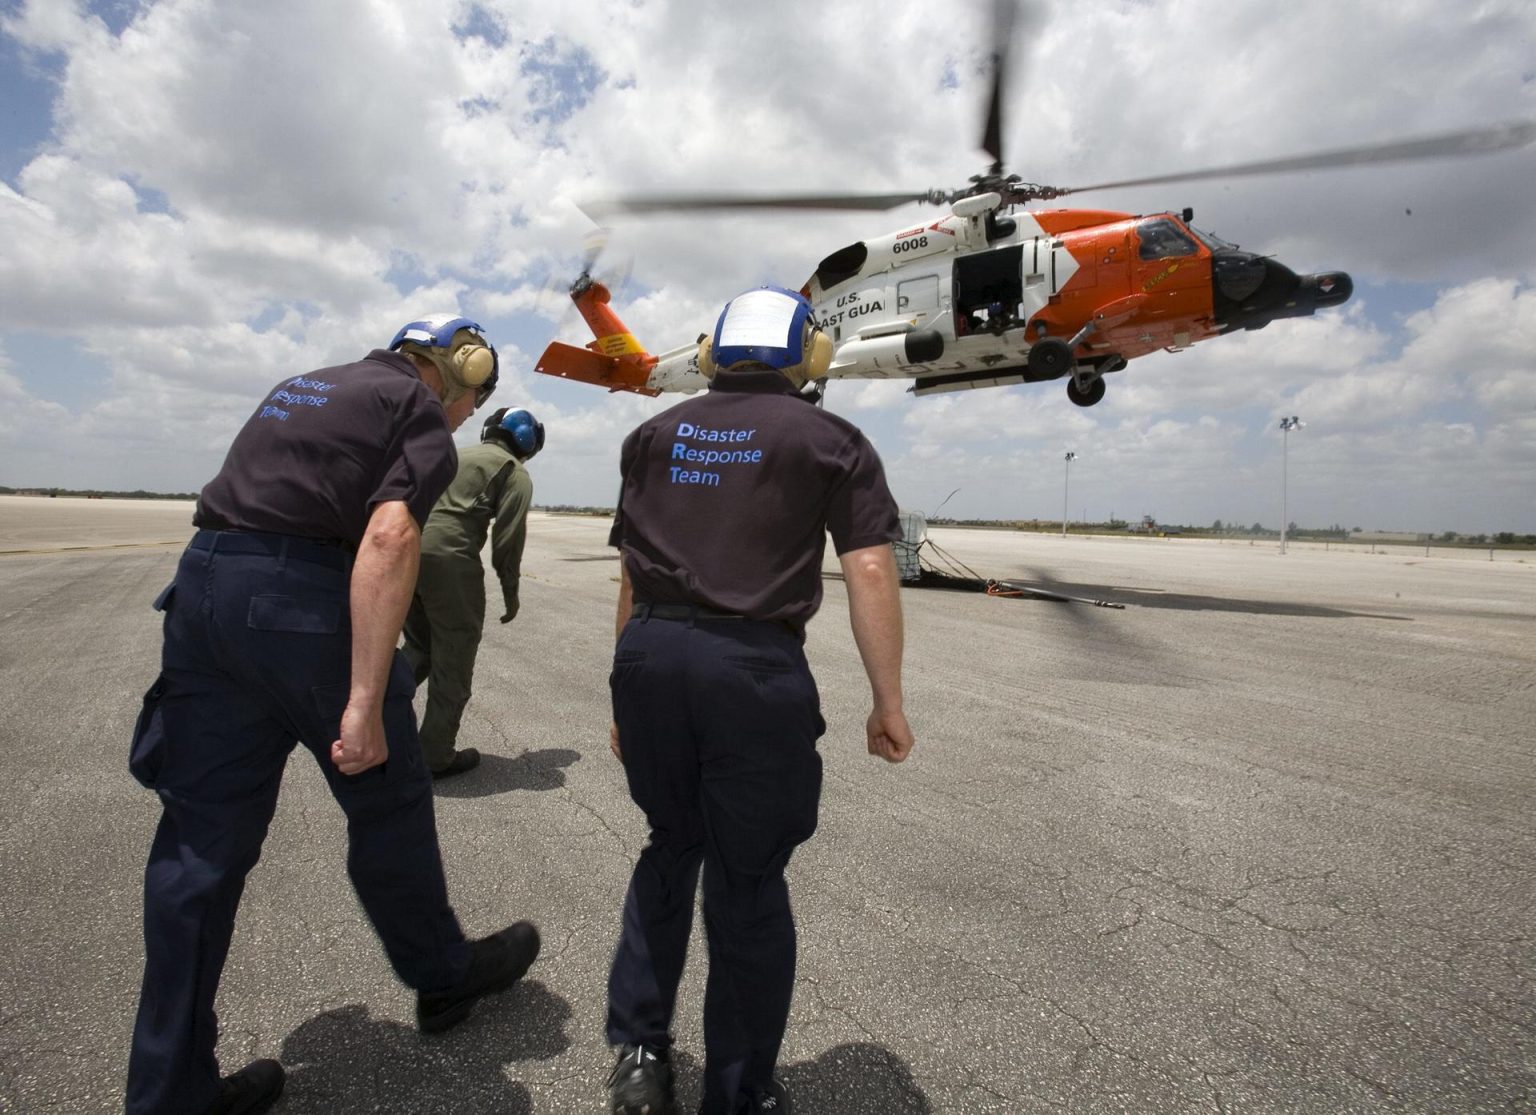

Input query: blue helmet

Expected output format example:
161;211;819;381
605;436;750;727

389;314;499;404
709;286;815;371
483;407;544;460
699;286;834;387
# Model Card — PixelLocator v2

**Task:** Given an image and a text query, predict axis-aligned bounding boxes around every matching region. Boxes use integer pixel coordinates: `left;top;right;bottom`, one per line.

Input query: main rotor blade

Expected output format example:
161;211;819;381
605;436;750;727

1054;119;1536;196
980;0;1017;174
585;191;944;218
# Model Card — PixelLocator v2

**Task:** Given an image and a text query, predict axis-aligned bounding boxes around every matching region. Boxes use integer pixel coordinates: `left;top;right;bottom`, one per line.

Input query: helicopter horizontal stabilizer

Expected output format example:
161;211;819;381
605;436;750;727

535;340;661;396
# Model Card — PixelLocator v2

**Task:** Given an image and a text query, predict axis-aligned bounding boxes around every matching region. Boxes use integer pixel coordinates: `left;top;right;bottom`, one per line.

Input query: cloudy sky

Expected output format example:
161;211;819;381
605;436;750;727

2;0;1533;532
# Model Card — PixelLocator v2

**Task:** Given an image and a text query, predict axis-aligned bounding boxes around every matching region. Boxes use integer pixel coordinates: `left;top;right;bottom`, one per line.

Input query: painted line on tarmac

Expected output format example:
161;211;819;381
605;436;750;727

0;540;185;556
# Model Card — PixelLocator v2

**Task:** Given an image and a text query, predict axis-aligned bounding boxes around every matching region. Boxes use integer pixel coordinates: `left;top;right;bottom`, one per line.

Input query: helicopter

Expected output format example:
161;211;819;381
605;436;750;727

534;5;1535;408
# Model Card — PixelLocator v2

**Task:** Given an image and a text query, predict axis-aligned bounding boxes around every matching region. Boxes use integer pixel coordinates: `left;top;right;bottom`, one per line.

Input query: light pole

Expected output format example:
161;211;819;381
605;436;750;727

1278;415;1303;554
1062;452;1077;537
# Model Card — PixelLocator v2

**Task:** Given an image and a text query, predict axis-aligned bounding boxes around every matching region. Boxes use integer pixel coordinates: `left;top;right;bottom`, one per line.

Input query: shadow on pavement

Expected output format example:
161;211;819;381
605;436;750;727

275;978;570;1113
1092;585;1411;620
900;561;1411;621
434;747;581;799
666;1041;932;1114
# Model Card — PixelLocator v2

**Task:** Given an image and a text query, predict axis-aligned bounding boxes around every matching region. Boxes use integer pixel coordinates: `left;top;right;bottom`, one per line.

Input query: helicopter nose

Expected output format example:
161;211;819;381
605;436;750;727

1212;250;1270;303
1306;270;1352;308
1212;251;1352;331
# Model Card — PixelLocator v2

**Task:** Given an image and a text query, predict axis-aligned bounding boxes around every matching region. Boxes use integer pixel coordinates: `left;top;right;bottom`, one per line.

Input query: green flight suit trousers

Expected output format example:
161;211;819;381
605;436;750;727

402;553;486;770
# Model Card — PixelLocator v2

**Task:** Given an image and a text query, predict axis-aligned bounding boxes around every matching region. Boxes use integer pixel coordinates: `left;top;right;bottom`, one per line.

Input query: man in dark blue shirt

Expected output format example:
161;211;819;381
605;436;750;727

126;316;542;1115
604;288;915;1115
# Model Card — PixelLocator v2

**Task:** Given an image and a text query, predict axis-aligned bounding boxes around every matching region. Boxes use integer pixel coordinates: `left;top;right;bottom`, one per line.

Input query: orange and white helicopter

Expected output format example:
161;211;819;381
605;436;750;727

536;8;1534;408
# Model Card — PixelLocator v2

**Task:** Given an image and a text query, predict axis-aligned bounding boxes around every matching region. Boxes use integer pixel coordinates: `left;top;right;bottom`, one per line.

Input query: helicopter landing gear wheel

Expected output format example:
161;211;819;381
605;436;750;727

1028;337;1074;377
1066;375;1106;407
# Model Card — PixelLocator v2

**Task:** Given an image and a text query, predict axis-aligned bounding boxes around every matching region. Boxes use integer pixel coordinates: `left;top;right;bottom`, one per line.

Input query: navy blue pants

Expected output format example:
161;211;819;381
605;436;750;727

606;614;824;1114
125;531;470;1115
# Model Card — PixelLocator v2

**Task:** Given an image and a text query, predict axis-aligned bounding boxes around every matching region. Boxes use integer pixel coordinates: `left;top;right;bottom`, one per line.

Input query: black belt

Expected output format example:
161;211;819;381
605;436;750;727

190;529;353;570
631;601;803;641
632;602;748;622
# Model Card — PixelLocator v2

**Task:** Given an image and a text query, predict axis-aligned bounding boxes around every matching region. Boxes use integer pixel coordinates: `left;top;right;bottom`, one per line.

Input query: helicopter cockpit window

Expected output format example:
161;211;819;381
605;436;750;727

1189;226;1237;253
1136;218;1198;261
815;242;869;291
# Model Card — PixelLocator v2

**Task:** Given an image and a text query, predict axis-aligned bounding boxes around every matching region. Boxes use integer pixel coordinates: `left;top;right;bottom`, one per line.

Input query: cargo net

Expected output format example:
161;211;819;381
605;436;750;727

894;511;1125;608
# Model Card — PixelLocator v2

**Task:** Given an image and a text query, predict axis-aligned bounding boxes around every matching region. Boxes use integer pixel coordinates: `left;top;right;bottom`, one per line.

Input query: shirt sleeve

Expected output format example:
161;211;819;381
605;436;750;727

371;392;457;528
489;463;532;612
825;430;901;555
608;426;641;548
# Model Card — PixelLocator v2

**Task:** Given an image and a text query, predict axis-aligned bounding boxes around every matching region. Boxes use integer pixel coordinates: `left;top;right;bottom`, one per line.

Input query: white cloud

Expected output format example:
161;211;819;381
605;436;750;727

1400;279;1536;405
842;379;913;411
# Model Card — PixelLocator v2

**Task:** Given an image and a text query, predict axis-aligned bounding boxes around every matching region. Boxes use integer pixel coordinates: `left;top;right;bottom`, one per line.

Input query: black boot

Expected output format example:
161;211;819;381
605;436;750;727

748;1078;791;1113
607;1043;677;1115
416;921;540;1033
431;747;481;780
205;1059;284;1115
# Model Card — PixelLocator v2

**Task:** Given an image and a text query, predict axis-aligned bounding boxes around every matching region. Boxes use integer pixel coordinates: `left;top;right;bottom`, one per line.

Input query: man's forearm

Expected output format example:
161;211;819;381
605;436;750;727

349;501;422;709
840;543;905;710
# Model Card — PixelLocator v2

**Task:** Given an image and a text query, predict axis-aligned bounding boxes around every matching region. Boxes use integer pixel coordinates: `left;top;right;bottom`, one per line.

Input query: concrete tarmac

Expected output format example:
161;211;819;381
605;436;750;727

1;496;1532;1113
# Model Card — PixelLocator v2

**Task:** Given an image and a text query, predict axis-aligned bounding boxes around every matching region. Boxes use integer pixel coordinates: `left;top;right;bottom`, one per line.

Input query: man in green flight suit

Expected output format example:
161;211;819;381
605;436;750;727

403;406;544;778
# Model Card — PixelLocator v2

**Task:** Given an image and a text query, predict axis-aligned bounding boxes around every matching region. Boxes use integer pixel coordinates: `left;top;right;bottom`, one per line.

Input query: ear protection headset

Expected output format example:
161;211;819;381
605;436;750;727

482;406;545;460
696;286;833;388
390;314;499;404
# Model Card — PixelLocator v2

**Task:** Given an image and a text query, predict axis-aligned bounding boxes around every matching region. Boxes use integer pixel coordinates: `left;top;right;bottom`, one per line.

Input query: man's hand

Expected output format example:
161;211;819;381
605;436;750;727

609;721;623;763
501;597;519;624
331;701;389;775
866;706;914;764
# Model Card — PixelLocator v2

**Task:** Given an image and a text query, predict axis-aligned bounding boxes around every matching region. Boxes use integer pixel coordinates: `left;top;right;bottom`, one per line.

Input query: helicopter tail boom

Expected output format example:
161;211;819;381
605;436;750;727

565;279;644;355
534;277;662;395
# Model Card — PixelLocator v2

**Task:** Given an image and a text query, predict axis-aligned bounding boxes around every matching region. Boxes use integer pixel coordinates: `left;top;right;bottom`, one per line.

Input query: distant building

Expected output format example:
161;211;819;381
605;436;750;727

1130;515;1179;536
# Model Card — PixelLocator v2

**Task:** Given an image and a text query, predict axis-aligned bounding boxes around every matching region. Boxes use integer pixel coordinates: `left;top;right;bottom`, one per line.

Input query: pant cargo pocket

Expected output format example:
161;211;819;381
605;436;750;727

128;676;169;788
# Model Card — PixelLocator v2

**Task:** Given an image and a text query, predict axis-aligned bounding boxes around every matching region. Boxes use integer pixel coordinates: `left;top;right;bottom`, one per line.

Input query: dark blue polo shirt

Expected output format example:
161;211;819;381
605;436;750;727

195;350;458;546
609;368;900;628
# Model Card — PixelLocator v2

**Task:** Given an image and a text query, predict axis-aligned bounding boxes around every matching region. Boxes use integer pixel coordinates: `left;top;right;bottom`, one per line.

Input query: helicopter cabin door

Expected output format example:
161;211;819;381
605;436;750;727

952;244;1024;336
